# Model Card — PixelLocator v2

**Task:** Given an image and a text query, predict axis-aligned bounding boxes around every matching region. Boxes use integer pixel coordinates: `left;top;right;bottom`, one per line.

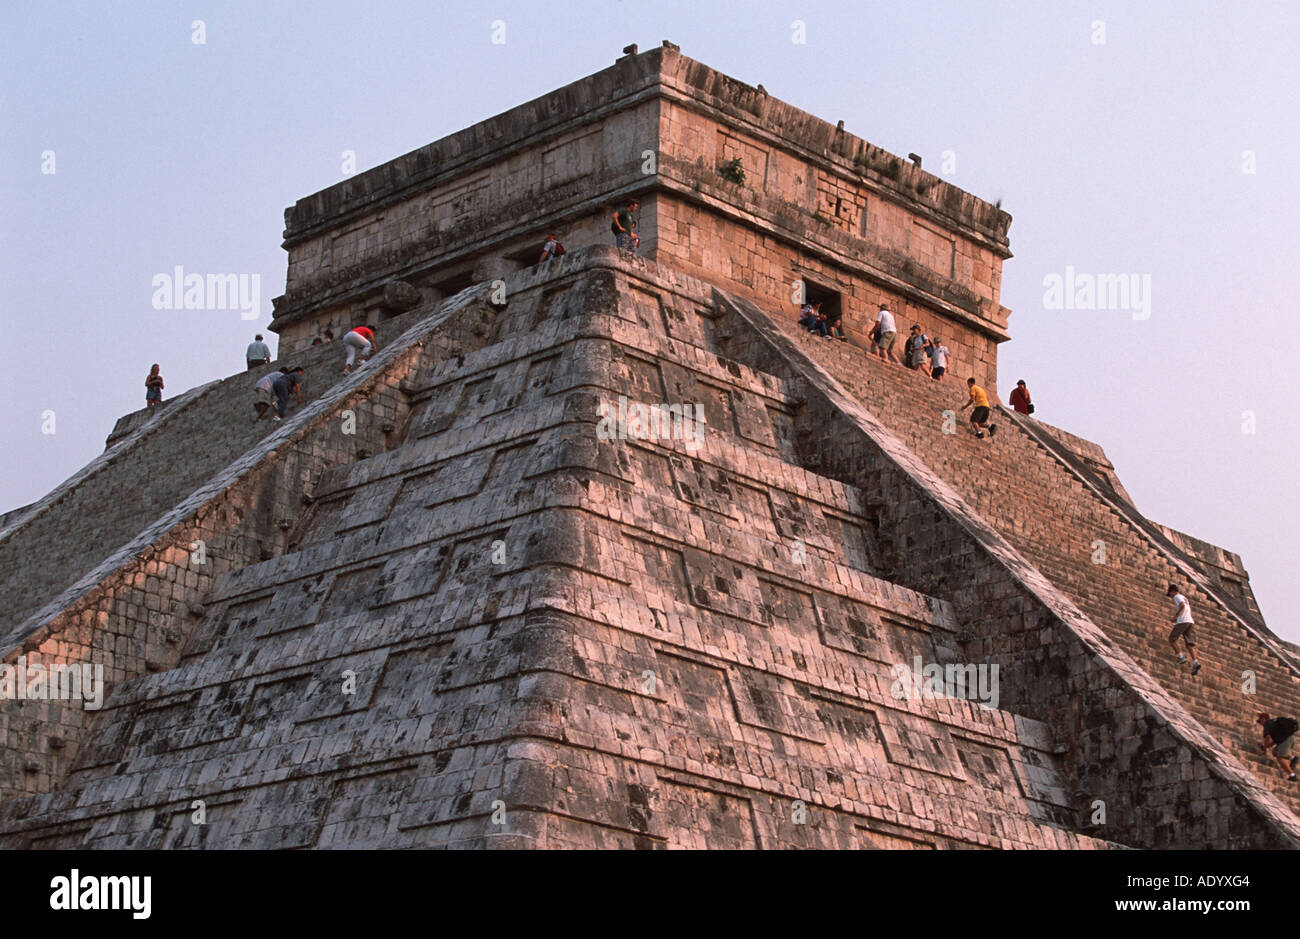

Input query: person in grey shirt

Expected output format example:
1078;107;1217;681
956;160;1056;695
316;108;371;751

246;334;271;370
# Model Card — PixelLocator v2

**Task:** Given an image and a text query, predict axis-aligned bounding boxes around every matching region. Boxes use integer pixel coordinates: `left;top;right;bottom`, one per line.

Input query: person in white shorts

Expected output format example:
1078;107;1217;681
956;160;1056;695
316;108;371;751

873;303;900;364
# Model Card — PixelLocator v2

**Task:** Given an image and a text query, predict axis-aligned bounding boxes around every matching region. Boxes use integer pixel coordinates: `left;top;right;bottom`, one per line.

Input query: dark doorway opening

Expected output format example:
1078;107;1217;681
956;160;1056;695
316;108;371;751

429;269;476;300
802;278;843;324
505;243;545;269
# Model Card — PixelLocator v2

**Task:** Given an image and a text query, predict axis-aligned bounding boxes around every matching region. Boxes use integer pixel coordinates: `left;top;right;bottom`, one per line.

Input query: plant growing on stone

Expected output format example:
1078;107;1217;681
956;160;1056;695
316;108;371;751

718;157;746;185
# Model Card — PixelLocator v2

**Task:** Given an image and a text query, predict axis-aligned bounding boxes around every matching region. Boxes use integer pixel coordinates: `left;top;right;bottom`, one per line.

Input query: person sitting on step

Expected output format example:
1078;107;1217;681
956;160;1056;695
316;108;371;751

825;307;846;341
798;301;821;332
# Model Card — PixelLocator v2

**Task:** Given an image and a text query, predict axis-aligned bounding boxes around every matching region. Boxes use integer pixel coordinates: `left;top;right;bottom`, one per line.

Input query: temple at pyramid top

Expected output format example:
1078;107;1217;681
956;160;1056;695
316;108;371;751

271;40;1011;390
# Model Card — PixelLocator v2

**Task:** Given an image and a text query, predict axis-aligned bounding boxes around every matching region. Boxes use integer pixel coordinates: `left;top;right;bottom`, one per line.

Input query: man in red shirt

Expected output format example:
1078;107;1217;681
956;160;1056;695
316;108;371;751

1009;379;1033;415
342;325;376;374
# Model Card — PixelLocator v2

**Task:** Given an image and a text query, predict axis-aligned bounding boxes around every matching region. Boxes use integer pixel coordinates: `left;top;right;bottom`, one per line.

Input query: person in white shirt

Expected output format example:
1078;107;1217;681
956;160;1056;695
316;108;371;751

927;336;949;381
1166;583;1201;675
872;303;900;364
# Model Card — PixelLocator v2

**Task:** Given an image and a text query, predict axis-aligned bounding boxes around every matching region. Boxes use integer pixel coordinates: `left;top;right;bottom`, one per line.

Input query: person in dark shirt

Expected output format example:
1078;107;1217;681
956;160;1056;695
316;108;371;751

611;200;639;252
797;302;818;331
279;366;305;407
1257;712;1298;780
145;364;164;408
826;307;845;341
807;304;832;337
253;367;303;423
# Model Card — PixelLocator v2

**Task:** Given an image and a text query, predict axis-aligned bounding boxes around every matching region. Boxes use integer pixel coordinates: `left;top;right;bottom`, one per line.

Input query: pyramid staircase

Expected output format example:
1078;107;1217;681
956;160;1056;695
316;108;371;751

745;303;1300;822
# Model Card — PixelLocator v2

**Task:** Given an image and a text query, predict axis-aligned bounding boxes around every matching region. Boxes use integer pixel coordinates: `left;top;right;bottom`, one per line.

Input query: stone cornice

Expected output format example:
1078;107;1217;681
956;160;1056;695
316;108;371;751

271;171;656;331
281;57;667;248
281;45;1011;259
654;47;1012;257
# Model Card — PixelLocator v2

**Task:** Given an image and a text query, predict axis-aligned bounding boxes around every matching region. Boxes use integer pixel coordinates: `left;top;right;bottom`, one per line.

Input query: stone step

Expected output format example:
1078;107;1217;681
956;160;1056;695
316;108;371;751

0;304;442;636
771;311;1300;817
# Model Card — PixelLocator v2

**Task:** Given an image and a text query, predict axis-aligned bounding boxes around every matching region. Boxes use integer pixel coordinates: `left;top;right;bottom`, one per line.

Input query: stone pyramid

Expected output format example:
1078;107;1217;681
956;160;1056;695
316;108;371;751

2;43;1297;849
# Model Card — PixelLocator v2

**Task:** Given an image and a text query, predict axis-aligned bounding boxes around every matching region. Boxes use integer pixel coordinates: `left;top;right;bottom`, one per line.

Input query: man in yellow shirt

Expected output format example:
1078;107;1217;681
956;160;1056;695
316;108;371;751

961;377;996;439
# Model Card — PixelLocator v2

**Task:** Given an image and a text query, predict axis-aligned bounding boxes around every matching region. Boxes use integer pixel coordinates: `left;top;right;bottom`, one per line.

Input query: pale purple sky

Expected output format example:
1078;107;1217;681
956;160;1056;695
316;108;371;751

2;1;1296;638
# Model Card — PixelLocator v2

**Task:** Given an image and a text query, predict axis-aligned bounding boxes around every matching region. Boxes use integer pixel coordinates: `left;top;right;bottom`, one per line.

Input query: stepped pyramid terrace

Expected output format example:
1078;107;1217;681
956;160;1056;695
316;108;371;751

1;42;1297;849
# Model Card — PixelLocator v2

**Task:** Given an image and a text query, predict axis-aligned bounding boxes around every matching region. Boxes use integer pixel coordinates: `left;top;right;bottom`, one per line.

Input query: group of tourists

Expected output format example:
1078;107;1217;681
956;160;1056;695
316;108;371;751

797;301;845;340
791;297;1045;442
252;366;304;423
248;324;377;421
788;292;1300;781
817;295;1296;782
139;325;380;421
133;197;620;439
133;214;1299;792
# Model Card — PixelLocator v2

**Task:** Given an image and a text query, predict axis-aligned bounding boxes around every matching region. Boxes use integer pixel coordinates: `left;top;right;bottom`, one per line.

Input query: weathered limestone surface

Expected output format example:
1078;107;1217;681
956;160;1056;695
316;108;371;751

0;249;1295;848
714;288;1300;838
269;45;1010;389
3;48;1295;849
0;288;499;801
0;251;1103;848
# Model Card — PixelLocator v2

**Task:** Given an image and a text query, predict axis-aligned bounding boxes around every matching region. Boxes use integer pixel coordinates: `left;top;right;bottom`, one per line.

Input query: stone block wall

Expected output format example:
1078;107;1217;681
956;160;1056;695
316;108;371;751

269;45;1012;387
654;194;1002;391
271;50;671;355
0;288;504;802
0;249;1113;849
656;96;1006;306
711;285;1300;847
6;248;1292;849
